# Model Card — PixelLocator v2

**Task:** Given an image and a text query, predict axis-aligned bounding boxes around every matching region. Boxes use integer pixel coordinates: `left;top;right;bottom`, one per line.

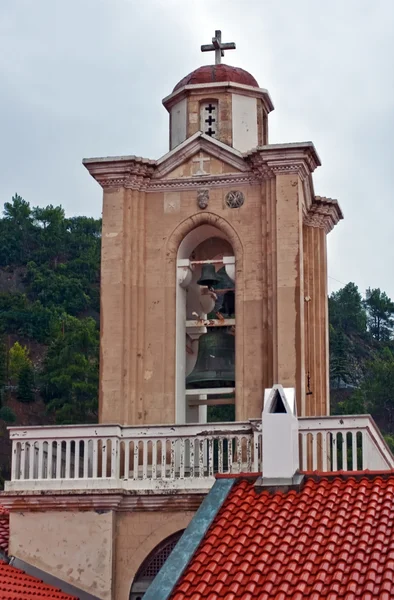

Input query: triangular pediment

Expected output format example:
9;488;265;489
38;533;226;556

153;132;249;180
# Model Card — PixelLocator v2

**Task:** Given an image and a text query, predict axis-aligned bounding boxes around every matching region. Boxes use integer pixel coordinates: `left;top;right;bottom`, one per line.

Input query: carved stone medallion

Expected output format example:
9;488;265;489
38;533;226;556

197;189;209;209
225;190;244;208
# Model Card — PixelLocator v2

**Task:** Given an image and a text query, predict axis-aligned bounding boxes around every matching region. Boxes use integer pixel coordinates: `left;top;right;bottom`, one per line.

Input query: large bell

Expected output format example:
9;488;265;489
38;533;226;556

212;266;235;316
186;328;235;389
197;264;220;287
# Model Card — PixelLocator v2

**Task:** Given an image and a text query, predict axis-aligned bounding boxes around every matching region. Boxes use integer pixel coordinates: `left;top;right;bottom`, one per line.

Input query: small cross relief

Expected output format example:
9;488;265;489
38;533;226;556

192;152;211;176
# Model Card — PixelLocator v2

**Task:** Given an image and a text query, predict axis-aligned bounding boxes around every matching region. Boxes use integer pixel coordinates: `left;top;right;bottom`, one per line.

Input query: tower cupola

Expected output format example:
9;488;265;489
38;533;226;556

163;31;274;152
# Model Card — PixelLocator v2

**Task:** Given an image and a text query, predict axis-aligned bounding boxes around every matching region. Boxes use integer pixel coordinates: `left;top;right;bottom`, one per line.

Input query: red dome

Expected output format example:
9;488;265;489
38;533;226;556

173;64;259;92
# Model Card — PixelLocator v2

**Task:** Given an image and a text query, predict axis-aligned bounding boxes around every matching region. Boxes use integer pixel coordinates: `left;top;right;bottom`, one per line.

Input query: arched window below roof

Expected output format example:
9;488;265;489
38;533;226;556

129;530;184;600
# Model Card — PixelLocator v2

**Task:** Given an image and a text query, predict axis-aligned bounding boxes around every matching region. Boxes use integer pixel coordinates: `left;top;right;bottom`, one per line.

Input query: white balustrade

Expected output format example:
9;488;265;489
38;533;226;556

298;415;394;473
5;415;394;492
6;422;260;492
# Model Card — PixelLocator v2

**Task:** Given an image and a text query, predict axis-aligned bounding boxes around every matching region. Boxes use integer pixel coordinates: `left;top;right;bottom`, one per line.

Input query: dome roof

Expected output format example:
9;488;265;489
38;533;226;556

173;64;259;92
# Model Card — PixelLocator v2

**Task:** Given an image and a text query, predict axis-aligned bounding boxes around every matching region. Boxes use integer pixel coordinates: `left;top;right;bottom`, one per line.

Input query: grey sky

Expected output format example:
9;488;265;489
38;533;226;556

1;0;394;298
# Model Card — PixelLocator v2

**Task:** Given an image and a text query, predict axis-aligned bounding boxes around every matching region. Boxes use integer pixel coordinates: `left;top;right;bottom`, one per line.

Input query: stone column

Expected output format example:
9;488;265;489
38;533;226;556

274;172;305;414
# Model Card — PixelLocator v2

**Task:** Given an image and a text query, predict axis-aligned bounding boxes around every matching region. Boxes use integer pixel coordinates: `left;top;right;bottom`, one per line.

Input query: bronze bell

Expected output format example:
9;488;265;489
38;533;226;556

213;266;235;316
197;264;220;288
186;328;235;389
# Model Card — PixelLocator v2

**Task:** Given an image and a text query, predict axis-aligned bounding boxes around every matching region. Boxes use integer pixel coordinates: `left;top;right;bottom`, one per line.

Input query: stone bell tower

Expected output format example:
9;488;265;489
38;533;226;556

84;30;342;425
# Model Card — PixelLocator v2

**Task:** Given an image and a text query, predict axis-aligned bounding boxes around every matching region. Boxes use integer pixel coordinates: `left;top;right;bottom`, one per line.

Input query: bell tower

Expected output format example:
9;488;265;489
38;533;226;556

83;30;343;425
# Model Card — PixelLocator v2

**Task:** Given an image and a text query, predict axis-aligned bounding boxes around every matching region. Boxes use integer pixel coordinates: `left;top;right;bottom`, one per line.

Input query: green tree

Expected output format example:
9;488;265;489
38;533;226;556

1;194;34;264
359;347;394;434
41;317;99;424
329;283;367;336
0;406;16;423
17;363;35;403
0;336;7;388
31;204;67;266
364;287;394;341
330;328;351;388
9;341;32;383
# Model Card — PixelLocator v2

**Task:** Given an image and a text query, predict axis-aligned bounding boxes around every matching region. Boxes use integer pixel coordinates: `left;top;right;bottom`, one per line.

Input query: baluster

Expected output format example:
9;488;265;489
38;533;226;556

36;441;43;480
11;442;18;481
198;439;204;478
19;442;26;480
227;437;232;473
75;440;80;479
111;439;119;479
343;432;348;470
352;431;357;471
124;441;130;480
28;442;35;480
56;441;62;479
152;440;157;480
312;433;317;471
47;442;53;480
253;431;260;472
83;441;89;479
189;439;195;478
92;439;98;479
161;440;167;478
208;439;213;477
301;433;307;471
133;442;139;480
322;432;328;472
218;438;223;473
236;437;242;473
246;437;252;472
332;433;338;471
65;441;71;479
143;441;148;480
361;430;367;470
171;440;176;480
102;439;108;478
179;439;185;479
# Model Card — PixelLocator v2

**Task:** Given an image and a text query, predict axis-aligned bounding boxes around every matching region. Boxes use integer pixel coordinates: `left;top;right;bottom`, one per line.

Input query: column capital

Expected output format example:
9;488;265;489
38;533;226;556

83;155;156;190
245;142;321;181
304;196;344;233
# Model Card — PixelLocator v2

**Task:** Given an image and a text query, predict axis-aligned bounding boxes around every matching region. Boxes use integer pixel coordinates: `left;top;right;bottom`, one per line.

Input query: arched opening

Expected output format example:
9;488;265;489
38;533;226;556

129;530;184;599
176;224;236;424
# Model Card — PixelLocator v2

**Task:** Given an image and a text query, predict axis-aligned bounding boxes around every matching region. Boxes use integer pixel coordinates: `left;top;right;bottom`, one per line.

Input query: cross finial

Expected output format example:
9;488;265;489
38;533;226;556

201;30;236;65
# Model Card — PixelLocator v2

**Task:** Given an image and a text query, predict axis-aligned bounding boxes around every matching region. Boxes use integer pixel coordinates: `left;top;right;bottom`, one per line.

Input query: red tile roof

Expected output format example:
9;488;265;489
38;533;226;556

171;473;394;600
0;508;9;556
173;65;259;92
0;560;78;599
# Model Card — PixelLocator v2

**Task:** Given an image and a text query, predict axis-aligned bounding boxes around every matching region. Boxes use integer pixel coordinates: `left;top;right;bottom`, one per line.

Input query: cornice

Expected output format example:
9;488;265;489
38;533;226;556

82;155;156;190
147;172;258;192
162;81;274;114
245;142;321;182
0;489;206;512
304;196;344;233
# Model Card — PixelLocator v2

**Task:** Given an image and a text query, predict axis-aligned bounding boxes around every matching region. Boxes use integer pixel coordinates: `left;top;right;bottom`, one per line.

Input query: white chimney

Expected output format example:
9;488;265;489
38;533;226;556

261;385;300;485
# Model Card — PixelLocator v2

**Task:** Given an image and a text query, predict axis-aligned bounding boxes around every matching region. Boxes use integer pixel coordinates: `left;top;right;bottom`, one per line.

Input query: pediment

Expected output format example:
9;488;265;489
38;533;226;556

153;132;249;180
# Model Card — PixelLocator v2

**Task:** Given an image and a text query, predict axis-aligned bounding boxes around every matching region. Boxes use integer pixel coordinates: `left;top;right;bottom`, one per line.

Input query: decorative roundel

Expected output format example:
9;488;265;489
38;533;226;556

225;190;245;209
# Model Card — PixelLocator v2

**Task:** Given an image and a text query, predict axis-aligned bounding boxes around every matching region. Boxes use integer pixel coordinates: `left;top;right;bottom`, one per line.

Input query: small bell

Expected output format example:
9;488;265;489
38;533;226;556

197;264;220;288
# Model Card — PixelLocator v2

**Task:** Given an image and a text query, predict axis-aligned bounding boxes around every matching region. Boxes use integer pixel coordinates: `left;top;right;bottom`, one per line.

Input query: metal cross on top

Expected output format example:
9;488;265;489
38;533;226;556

201;30;236;65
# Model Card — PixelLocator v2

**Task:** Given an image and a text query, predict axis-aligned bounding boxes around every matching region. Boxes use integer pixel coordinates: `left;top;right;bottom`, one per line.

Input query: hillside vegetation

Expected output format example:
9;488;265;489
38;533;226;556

1;193;394;472
0;194;100;430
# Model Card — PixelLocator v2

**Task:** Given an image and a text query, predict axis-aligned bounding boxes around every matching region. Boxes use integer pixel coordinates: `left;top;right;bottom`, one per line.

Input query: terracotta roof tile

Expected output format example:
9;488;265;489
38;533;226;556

0;508;9;555
170;474;394;599
0;560;78;599
173;64;259;92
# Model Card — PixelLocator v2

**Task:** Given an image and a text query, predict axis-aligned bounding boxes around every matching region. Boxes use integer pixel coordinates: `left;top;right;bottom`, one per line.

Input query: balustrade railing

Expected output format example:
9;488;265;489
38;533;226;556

5;415;394;492
7;422;260;491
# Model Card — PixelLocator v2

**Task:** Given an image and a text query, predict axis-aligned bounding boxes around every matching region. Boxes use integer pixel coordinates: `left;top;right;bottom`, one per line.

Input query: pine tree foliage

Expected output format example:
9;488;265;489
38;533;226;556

17;363;35;403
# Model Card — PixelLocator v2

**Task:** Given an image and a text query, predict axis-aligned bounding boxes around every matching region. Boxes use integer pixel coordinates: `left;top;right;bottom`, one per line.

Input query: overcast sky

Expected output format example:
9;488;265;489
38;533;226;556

1;0;394;297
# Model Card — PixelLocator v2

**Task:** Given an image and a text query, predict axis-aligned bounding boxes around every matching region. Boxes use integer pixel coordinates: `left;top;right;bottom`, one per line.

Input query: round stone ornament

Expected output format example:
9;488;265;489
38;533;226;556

225;190;244;208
